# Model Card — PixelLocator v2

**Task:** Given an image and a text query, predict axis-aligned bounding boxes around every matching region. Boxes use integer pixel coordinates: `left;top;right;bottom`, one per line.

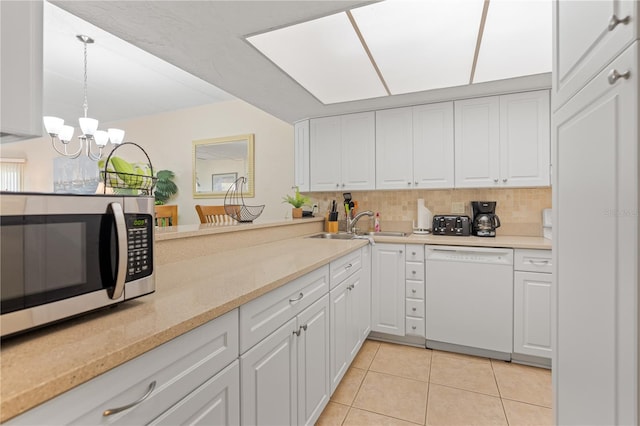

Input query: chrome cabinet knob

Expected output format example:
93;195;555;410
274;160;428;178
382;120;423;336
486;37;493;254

407;182;412;185
412;307;417;312
412;325;417;330
412;270;416;274
335;183;339;187
608;69;631;85
493;178;499;183
502;178;508;183
608;14;631;31
412;289;417;293
414;181;418;185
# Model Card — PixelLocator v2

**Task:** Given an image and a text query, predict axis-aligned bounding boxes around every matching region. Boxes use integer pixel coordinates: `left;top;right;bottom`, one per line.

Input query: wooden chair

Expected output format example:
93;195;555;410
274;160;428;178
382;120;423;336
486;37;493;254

155;205;178;227
195;205;236;224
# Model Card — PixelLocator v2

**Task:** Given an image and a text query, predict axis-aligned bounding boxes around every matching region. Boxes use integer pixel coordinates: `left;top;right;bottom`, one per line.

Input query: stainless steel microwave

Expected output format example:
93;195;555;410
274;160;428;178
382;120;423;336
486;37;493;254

0;192;155;337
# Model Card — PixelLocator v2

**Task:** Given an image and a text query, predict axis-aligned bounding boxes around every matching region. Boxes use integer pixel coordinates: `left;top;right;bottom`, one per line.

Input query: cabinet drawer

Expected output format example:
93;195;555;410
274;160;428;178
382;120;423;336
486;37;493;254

9;309;239;425
405;245;425;262
406;317;425;337
405;262;425;281
515;249;552;273
240;265;329;353
330;249;362;289
406;281;425;299
406;299;425;318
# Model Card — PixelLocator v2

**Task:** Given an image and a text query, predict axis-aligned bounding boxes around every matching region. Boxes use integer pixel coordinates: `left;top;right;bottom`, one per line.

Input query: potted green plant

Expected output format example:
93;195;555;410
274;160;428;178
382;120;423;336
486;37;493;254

154;170;178;205
282;186;311;218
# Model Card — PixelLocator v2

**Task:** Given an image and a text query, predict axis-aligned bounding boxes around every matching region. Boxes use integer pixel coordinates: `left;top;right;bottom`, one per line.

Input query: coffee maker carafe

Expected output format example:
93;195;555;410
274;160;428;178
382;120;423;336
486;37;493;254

471;201;501;237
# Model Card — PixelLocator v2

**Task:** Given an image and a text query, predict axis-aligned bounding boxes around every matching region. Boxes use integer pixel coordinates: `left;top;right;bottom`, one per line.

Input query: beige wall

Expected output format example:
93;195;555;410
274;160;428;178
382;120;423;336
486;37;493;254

310;187;552;237
0;100;296;224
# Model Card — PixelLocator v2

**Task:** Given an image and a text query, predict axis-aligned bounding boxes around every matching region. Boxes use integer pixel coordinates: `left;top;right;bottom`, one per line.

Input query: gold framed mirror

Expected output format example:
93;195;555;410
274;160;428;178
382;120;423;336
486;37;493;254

193;134;255;198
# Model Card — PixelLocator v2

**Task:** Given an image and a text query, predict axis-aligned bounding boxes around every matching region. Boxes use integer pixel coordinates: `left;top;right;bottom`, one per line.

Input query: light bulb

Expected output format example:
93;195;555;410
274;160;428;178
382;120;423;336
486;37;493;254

58;125;75;142
43;116;64;136
79;117;99;136
107;128;125;144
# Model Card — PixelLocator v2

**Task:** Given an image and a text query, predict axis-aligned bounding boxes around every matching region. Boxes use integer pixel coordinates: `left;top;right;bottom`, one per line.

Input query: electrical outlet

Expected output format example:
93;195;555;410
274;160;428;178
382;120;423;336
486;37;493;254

451;202;465;214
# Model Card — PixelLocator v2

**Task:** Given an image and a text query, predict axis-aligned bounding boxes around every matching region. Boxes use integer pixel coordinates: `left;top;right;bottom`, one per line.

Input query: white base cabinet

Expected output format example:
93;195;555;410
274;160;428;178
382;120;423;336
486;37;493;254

371;244;406;336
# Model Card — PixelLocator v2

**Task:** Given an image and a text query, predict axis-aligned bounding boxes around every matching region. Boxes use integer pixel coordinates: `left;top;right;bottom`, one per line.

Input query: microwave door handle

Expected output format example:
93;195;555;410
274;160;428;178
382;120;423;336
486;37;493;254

109;202;127;300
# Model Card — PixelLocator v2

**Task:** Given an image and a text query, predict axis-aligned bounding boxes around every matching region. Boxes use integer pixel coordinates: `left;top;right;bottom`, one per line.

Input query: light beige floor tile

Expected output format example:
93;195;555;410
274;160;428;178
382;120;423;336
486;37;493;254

343;408;421;426
352;339;381;370
430;352;499;396
353;371;428;425
426;384;508;426
316;401;350;426
492;360;552;408
369;342;432;382
502;399;553;426
331;367;366;405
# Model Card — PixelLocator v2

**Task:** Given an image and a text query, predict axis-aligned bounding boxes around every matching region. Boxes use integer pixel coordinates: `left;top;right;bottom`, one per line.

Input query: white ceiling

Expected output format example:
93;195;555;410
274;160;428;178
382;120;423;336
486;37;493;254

48;0;551;125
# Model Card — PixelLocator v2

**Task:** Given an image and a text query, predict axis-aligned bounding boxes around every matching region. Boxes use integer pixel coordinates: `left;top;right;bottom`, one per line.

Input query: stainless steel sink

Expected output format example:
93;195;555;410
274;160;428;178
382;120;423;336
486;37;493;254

361;231;410;237
307;232;356;240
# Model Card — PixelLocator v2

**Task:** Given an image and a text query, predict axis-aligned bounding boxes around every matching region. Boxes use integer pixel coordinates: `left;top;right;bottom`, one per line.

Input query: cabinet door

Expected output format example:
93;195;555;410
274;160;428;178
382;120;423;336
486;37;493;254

413;102;455;189
499;91;550;187
359;244;372;341
454;96;500;188
341;112;375;190
553;0;637;111
241;317;297;426
310;116;341;191
329;279;350;393
371;244;406;336
297;295;331;426
513;272;552;359
375;107;414;190
345;272;364;362
294;120;310;192
150;361;240;426
553;42;638;425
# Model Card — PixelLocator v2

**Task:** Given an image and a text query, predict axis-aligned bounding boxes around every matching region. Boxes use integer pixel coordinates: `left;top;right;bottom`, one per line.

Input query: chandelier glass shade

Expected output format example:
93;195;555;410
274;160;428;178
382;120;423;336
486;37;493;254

43;35;124;160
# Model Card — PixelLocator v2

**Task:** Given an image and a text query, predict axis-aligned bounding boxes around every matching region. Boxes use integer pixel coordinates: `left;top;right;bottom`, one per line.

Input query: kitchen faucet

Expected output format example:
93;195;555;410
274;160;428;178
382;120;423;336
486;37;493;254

347;210;374;234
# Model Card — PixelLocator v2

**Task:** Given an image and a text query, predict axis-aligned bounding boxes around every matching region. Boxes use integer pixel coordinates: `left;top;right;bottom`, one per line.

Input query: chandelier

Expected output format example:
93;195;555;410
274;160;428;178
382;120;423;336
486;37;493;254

43;35;124;161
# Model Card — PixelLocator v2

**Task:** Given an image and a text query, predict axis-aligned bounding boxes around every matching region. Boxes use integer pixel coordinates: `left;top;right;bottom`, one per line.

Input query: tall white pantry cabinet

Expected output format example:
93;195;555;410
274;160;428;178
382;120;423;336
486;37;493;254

553;1;639;424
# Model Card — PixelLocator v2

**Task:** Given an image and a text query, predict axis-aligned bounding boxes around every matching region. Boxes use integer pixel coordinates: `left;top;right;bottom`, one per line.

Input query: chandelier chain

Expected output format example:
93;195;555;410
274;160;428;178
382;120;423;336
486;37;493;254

83;39;88;118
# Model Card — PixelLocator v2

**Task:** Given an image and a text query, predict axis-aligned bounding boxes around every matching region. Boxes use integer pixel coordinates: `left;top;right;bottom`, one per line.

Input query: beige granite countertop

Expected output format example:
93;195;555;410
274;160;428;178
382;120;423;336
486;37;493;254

0;236;366;423
377;234;552;250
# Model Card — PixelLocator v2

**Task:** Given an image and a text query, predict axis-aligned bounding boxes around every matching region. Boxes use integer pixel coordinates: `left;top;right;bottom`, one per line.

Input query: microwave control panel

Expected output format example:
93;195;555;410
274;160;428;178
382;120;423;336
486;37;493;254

126;214;153;281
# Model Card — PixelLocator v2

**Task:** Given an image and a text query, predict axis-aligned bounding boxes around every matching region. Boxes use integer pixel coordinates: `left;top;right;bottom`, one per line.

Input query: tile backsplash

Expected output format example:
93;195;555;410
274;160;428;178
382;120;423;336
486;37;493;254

309;187;552;237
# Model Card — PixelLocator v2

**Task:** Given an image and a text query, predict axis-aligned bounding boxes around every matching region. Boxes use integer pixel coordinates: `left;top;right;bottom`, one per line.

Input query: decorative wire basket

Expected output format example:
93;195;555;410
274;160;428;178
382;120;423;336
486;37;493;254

224;176;265;222
100;142;157;195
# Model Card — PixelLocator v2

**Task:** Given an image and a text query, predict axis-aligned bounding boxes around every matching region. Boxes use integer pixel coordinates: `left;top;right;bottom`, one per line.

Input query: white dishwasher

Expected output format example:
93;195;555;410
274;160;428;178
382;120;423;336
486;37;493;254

425;245;514;359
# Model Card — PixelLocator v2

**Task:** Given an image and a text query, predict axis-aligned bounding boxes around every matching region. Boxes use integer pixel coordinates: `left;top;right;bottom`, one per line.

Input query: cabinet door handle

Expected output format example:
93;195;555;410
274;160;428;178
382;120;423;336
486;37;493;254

529;259;550;266
407;182;412;186
289;292;304;303
412;251;416;256
412;289;417;294
103;381;156;416
293;324;308;336
608;14;631;31
414;181;418;185
412;307;417;312
608;69;631;85
399;250;403;254
412;325;417;330
345;263;353;270
493;178;499;183
335;183;339;188
412;270;416;275
502;178;508;183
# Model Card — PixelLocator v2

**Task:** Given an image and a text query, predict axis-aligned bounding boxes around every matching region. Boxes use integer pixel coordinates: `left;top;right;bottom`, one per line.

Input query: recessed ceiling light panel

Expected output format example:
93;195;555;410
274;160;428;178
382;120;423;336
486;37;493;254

351;0;485;94
247;12;387;104
473;0;552;83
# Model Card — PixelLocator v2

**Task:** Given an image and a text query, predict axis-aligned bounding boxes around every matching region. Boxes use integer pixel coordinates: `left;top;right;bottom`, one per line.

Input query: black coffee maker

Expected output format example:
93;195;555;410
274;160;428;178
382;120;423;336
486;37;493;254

471;201;501;237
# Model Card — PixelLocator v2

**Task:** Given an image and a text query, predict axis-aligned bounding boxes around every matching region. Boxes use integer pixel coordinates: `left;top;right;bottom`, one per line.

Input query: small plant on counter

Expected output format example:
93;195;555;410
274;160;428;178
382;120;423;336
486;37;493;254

154;170;178;205
282;186;311;208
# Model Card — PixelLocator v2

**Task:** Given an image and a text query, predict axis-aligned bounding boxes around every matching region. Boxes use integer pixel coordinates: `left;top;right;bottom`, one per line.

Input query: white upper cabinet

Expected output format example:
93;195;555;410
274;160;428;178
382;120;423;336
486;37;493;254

454;96;501;188
294;120;310;192
455;91;550;188
376;102;454;190
309;112;375;191
499;91;550;187
553;0;638;111
0;1;43;143
413;102;455;188
375;107;413;190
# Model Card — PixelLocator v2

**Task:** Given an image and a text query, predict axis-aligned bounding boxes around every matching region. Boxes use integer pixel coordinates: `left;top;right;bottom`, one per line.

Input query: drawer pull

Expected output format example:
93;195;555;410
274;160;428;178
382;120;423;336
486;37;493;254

412;251;416;255
412;325;417;330
412;307;417;312
608;14;631;31
103;380;156;416
411;289;417;293
412;270;416;274
345;263;353;270
529;259;550;266
289;292;304;303
608;69;631;85
347;284;355;291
